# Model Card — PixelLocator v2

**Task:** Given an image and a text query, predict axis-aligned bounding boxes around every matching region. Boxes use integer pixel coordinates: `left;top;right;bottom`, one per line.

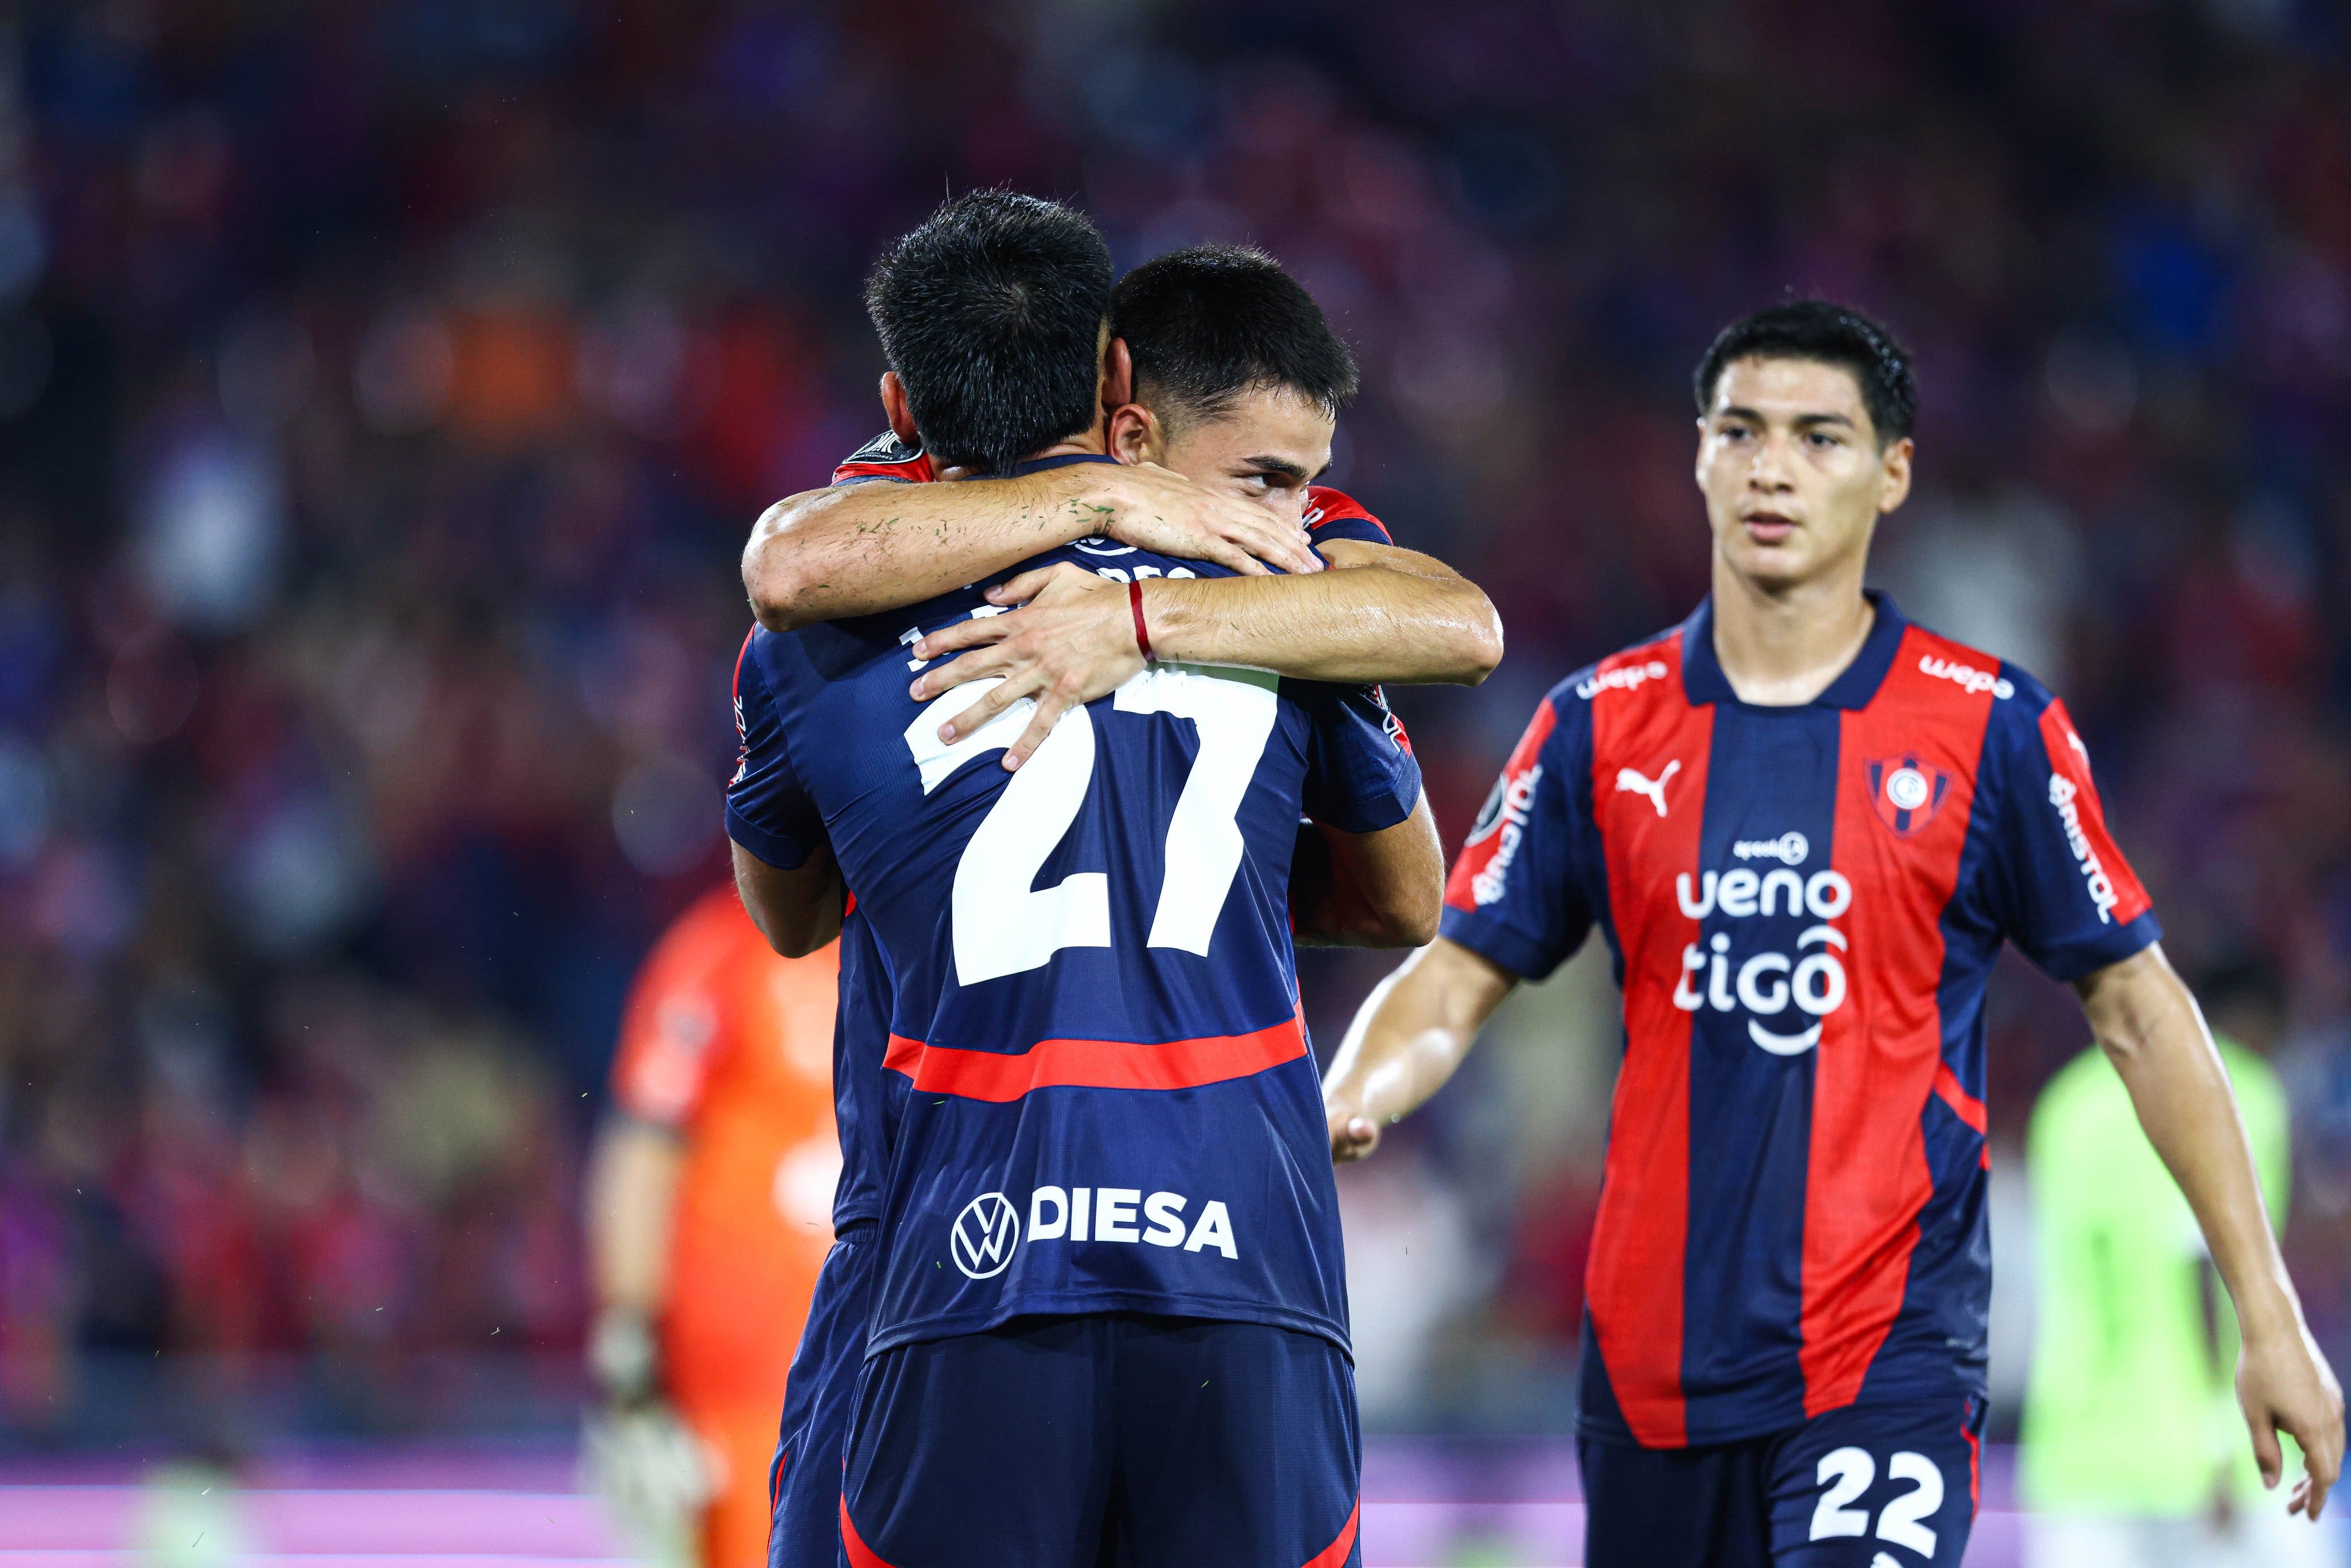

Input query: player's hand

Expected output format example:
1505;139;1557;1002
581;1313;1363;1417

580;1398;715;1559
1326;1096;1382;1163
2238;1317;2345;1519
1084;462;1324;578
911;564;1142;770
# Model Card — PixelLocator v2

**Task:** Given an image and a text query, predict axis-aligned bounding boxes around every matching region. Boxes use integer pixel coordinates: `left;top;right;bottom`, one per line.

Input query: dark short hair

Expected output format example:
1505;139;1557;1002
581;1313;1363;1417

1109;246;1359;430
864;190;1114;475
1693;301;1917;444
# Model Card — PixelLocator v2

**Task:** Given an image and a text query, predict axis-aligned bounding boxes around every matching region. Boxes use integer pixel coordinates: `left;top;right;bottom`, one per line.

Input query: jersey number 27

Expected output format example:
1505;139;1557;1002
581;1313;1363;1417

905;666;1279;985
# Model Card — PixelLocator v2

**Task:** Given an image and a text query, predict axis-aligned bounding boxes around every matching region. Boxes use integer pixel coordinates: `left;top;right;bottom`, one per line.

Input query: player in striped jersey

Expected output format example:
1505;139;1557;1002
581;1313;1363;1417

1325;302;2342;1567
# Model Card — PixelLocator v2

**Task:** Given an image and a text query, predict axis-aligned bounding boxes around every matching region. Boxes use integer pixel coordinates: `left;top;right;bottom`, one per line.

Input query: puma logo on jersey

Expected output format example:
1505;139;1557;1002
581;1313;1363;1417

1616;760;1681;817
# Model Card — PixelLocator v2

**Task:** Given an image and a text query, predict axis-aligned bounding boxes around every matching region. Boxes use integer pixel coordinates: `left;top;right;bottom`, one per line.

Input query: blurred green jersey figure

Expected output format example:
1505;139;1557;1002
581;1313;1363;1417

2020;1016;2335;1567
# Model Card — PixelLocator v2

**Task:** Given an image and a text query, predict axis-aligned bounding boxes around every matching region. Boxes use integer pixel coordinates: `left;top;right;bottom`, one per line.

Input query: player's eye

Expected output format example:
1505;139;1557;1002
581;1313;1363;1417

1806;430;1842;449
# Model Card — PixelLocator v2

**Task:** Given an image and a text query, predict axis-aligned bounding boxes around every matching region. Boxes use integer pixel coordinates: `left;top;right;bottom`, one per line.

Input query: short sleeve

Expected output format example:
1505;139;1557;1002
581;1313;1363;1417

724;630;825;870
1988;693;2160;981
1302;486;1394;548
1298;682;1422;834
610;901;735;1127
1437;694;1595;981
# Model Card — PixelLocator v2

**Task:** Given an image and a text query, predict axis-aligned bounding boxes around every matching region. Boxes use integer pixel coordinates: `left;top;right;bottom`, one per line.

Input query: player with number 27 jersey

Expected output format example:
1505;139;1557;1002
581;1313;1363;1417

728;453;1417;1356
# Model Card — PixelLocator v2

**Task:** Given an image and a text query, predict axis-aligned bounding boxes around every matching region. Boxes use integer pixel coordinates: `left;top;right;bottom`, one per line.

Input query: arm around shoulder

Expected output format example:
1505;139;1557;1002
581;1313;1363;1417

742;463;1326;634
1316;538;1504;685
1141;539;1504;686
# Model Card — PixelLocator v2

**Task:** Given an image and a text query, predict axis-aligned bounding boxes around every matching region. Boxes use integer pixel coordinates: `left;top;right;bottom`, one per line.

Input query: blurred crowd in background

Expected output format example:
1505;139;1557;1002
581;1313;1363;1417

3;0;2351;1447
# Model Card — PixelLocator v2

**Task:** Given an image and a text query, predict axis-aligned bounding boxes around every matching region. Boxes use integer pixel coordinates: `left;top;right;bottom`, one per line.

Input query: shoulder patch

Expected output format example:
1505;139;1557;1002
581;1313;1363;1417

833;430;933;486
1301;486;1392;544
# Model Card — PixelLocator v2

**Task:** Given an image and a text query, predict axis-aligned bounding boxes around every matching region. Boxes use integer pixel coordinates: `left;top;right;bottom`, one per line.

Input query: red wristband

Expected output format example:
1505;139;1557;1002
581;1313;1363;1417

1128;579;1154;662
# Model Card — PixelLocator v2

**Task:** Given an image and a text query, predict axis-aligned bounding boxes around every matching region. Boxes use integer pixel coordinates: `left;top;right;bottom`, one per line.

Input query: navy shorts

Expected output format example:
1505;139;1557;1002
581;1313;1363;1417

768;1228;876;1568
1581;1390;1985;1568
840;1313;1362;1568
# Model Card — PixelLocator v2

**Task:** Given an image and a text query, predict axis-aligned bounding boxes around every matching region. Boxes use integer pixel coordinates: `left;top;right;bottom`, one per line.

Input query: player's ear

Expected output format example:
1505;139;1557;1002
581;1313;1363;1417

1103;335;1134;410
1108;401;1162;466
1877;436;1915;515
881;372;919;446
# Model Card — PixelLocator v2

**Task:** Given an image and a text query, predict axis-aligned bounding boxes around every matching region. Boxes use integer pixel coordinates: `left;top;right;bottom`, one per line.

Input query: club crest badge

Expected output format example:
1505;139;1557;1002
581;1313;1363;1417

1866;755;1952;837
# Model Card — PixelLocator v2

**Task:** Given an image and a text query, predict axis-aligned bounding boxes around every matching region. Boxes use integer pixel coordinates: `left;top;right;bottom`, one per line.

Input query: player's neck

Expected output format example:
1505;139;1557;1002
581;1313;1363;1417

1708;554;1876;707
1018;412;1114;466
931;421;1113;482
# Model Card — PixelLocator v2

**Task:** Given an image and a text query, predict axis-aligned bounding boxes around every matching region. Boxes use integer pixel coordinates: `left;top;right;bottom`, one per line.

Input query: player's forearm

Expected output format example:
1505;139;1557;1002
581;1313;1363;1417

1139;560;1502;685
2081;946;2305;1340
742;472;1117;632
1291;798;1444;948
1325;938;1512;1124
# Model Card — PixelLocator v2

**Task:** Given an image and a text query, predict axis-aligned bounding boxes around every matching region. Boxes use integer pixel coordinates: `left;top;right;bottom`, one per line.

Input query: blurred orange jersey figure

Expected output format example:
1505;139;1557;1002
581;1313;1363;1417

608;885;839;1568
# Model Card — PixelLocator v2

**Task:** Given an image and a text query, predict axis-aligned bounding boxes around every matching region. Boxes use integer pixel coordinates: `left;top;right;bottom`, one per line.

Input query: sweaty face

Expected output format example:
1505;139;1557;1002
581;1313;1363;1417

1153;386;1336;524
1694;356;1912;591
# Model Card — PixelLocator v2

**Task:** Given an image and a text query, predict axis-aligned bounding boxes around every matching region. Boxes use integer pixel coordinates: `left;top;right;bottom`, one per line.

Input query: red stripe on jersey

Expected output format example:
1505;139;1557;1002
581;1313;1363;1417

1803;628;1996;1418
883;1033;922;1076
1584;632;1710;1448
1444;698;1558;914
1301;1500;1361;1568
883;1014;1308;1101
840;1496;901;1568
1934;1062;1992;1170
1932;1062;1987;1134
1302;485;1393;543
2036;698;2152;929
833;455;934;485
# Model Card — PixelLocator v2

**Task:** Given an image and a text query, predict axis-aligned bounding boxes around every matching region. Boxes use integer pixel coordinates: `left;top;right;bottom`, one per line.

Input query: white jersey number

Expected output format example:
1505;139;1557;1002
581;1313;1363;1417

1809;1446;1945;1559
903;665;1278;985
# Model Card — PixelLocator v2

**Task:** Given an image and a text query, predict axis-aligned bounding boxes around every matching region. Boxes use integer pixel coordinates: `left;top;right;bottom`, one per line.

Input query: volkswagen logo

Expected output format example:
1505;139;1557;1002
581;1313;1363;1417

950;1192;1021;1279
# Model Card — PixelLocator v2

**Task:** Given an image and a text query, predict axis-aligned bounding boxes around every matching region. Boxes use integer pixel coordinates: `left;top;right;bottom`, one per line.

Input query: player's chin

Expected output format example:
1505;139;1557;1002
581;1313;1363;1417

1723;539;1815;587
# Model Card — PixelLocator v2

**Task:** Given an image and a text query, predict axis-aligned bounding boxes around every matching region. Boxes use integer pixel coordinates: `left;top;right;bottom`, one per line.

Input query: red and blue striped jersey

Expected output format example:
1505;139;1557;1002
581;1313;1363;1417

728;453;1419;1354
1440;593;2158;1448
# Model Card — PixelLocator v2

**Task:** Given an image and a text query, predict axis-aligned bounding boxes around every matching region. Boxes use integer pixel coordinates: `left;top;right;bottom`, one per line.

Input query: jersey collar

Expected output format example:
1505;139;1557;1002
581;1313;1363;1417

1679;588;1910;711
1006;452;1119;477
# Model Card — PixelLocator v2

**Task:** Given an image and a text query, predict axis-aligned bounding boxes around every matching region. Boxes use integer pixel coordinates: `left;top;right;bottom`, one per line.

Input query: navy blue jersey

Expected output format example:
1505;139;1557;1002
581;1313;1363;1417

728;456;1421;1356
803;437;1399;1247
825;904;898;1232
1440;594;2158;1448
